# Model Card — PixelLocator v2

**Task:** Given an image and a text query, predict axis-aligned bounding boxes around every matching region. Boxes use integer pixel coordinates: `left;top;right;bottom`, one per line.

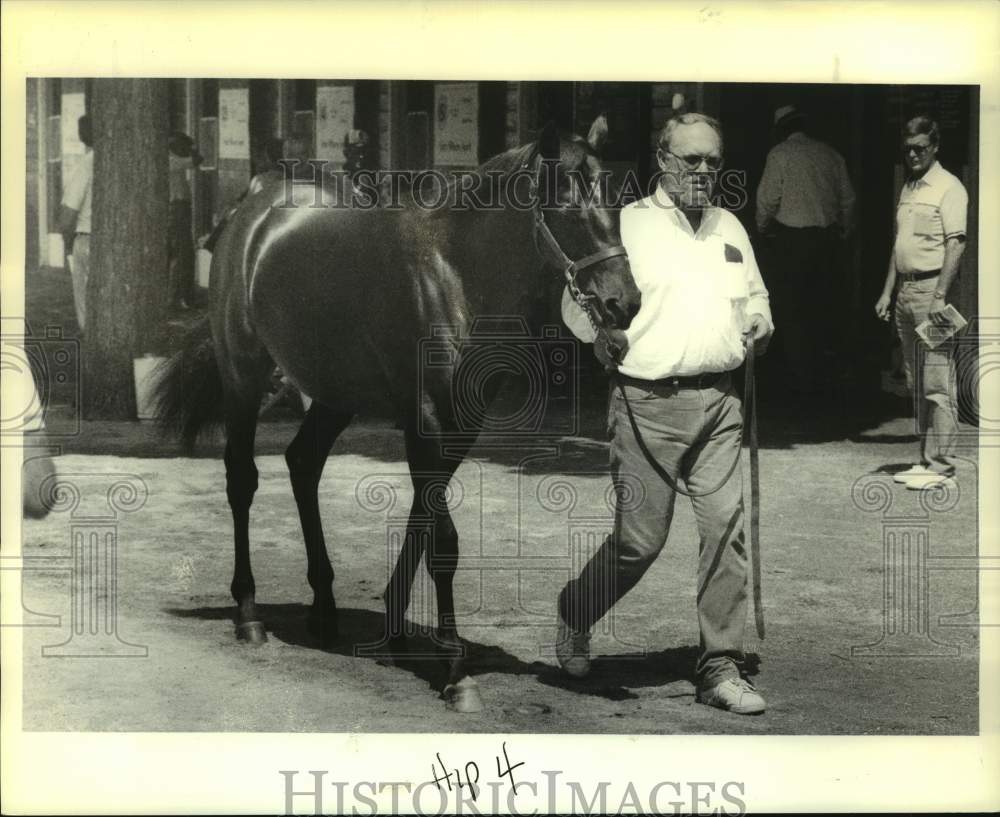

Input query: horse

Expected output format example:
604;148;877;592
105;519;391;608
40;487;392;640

153;118;641;712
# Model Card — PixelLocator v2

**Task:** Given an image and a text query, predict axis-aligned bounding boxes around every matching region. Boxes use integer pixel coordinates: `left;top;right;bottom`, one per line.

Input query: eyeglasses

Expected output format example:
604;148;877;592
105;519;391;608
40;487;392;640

660;148;724;172
903;143;933;156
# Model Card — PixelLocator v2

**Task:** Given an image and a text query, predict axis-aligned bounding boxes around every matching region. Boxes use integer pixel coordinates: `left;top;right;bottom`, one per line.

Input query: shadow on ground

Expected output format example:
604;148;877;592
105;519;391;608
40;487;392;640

165;603;727;703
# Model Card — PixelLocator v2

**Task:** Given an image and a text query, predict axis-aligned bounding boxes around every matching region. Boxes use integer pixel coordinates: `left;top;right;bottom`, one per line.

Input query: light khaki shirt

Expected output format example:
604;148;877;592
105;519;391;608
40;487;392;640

893;160;968;275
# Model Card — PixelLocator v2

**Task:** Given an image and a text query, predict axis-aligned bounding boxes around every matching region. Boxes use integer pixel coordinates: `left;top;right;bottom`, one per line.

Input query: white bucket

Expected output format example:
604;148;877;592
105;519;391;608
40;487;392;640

196;248;212;289
133;355;167;420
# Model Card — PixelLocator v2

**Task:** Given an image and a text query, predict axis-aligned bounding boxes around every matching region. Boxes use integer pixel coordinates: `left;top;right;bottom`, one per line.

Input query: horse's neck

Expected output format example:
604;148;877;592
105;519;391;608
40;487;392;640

440;197;544;317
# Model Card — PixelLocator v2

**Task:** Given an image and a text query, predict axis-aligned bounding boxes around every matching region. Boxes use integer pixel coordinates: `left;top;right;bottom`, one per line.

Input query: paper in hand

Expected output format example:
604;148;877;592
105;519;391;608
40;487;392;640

915;304;967;349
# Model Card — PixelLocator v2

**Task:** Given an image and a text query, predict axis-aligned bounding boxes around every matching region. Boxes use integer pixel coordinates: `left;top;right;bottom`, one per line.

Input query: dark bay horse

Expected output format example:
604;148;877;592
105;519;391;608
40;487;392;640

154;120;640;712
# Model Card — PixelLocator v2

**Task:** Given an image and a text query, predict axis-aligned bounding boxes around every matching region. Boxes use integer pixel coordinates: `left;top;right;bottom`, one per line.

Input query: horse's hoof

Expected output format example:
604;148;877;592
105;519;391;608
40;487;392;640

443;677;483;713
235;620;268;645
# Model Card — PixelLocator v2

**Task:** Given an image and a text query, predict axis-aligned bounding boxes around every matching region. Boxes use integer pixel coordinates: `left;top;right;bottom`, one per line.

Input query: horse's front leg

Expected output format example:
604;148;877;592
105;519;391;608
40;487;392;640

424;486;483;713
387;426;482;712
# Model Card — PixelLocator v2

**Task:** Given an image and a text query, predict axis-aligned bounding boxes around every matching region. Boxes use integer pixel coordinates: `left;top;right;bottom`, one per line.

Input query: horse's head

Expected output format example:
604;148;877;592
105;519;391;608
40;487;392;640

531;119;641;333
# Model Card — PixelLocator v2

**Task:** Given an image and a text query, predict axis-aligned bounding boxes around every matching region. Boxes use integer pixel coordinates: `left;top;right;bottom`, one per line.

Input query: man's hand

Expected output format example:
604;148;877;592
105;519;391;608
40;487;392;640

874;293;892;322
743;314;772;356
594;328;629;370
928;295;949;324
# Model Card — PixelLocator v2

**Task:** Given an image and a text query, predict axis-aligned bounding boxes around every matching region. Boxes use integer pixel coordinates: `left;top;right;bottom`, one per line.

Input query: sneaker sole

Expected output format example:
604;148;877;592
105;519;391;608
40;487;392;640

904;481;956;491
696;696;766;715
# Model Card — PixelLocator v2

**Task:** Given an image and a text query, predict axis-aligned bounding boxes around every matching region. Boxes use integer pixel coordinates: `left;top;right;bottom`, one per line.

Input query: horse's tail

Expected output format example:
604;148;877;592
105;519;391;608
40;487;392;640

153;315;225;451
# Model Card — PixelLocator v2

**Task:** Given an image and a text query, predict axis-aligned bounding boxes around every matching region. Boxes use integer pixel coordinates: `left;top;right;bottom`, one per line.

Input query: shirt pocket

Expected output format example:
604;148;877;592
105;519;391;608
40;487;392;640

911;204;941;238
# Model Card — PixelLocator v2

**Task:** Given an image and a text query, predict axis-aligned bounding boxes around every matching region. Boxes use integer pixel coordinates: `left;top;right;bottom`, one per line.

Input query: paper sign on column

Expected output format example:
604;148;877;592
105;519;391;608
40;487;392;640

61;92;86;156
434;82;478;167
219;88;249;160
316;85;355;162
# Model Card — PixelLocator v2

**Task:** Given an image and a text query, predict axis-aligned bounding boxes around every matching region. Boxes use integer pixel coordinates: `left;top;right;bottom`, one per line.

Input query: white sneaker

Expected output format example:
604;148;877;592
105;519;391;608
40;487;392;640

893;464;932;483
903;473;957;491
697;677;766;715
555;616;592;678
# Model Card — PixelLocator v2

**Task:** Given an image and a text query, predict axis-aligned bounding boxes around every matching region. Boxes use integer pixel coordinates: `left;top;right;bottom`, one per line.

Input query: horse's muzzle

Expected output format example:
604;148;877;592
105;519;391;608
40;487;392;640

602;295;641;331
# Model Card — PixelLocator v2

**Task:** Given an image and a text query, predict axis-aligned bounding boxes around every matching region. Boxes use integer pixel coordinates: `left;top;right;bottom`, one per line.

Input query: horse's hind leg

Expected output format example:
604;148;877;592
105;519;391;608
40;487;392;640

285;403;353;644
224;399;266;644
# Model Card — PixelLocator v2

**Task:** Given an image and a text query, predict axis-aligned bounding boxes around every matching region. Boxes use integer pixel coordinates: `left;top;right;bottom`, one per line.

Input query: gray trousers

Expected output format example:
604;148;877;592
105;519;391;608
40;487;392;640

560;373;749;688
894;278;958;476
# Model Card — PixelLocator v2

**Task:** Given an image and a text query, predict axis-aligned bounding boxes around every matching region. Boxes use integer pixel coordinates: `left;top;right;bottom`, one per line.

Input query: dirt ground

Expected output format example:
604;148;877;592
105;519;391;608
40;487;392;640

15;265;980;734
18;414;979;735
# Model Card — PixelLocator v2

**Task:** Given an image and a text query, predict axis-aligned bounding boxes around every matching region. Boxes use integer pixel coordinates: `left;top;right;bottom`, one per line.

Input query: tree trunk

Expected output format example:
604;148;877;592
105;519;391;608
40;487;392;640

85;79;170;419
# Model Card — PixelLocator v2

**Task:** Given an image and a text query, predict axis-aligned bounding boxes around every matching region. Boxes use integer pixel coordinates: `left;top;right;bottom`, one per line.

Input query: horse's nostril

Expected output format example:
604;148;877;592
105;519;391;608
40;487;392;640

604;298;625;329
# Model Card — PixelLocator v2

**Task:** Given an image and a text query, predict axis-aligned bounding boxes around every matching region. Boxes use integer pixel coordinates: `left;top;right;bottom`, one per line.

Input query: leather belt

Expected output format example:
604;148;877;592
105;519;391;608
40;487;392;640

622;371;727;390
897;269;940;282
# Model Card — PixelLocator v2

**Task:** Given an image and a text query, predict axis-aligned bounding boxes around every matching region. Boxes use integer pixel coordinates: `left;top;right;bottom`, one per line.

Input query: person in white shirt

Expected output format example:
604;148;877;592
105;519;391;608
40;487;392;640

58;115;93;332
874;115;968;491
556;112;774;715
756;105;855;395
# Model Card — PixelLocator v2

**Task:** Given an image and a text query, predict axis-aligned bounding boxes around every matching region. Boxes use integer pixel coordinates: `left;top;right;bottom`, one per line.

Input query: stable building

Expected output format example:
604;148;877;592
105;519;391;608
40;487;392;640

26;78;980;391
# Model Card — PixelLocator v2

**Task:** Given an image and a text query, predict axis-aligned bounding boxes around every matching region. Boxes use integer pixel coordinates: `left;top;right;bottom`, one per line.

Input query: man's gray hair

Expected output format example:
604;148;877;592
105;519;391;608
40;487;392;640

903;114;940;147
657;112;725;153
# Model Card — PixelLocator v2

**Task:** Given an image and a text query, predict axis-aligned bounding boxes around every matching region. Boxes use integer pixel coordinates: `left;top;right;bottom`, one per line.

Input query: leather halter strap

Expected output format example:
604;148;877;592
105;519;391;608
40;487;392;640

524;151;629;359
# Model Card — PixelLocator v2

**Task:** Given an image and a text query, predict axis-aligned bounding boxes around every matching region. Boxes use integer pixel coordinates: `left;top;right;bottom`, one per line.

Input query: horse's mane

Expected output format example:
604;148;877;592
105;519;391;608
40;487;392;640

477;141;539;175
477;132;595;176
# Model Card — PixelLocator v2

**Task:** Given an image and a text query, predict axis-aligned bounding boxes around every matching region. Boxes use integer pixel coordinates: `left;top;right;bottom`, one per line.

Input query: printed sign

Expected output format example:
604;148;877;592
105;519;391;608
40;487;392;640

316;84;355;163
433;82;478;167
218;87;249;160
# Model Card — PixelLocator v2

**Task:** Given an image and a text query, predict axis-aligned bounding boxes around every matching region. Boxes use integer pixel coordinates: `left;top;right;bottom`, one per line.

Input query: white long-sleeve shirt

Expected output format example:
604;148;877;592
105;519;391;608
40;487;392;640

756;132;855;232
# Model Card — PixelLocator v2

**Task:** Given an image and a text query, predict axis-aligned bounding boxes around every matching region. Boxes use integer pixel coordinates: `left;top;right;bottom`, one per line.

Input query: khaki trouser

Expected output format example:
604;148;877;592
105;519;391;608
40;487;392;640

69;233;90;331
894;277;958;476
560;373;748;688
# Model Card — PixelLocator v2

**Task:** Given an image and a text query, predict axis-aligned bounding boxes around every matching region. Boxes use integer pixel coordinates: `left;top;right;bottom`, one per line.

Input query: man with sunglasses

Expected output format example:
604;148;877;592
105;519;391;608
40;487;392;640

557;112;773;715
874;115;968;491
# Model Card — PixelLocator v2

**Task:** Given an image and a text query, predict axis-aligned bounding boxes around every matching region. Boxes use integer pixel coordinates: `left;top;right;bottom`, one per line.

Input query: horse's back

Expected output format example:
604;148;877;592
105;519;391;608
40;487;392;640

233;186;442;414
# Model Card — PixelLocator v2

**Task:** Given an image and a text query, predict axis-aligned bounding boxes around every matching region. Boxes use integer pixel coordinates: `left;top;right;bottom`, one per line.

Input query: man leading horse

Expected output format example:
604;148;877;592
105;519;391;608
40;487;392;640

557;111;774;716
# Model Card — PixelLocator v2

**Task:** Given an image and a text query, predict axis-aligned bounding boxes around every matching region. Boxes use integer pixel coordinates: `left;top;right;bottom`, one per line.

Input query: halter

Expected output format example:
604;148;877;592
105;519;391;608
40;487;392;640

523;152;629;362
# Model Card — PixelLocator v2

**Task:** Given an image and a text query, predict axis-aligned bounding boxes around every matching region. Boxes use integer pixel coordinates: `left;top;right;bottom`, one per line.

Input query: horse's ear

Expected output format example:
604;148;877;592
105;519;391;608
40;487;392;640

538;119;561;159
587;114;609;153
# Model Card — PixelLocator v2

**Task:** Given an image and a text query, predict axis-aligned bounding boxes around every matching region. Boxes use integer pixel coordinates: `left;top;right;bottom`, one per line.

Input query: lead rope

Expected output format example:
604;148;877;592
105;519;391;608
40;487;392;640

612;337;764;639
